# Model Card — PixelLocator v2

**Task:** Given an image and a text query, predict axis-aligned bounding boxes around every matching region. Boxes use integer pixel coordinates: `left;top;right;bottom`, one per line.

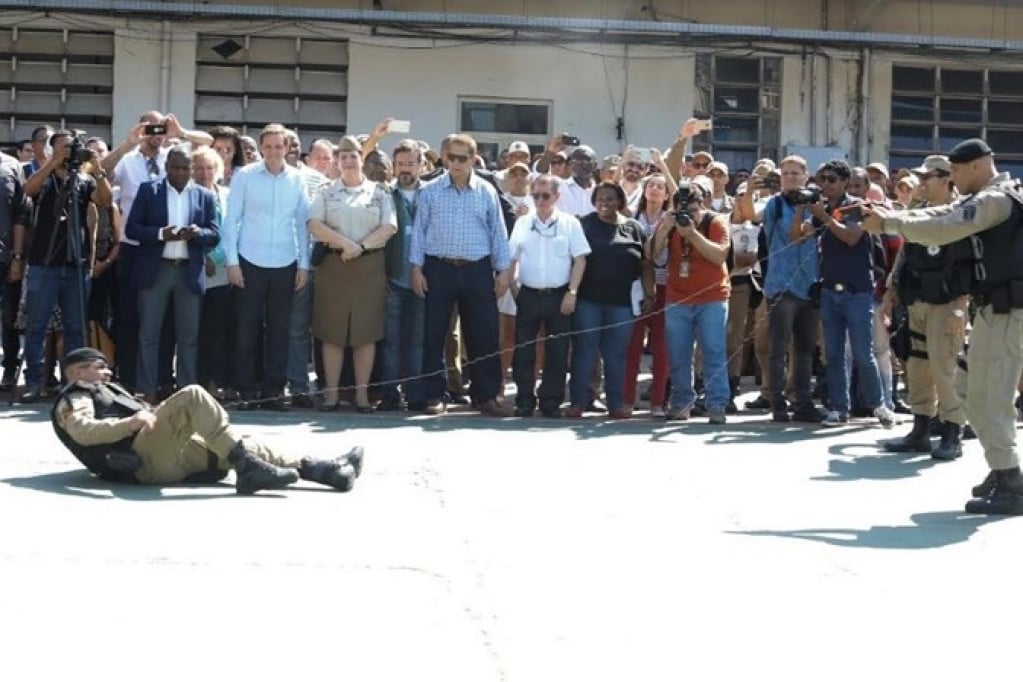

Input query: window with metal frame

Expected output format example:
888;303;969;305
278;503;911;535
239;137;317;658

694;54;781;175
890;65;1023;178
195;35;348;151
0;28;114;146
457;97;551;168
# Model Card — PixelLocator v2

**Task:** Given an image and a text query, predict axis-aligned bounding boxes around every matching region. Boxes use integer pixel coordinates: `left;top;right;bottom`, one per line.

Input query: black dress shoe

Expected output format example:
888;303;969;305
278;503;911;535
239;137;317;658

262;396;289;412
291;394;316;409
539;407;563;419
446;391;470;405
514;406;534;417
744;395;772;410
319;401;340;412
376;398;403;412
406;400;428;413
0;370;15;391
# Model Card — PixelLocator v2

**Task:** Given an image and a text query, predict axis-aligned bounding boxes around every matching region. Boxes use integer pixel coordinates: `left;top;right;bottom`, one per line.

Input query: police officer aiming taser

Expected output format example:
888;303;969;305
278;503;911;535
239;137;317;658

863;138;1023;515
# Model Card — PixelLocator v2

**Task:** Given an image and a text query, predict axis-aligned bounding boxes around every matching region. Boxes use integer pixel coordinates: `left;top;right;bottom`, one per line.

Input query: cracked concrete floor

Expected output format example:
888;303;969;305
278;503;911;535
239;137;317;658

2;397;1021;682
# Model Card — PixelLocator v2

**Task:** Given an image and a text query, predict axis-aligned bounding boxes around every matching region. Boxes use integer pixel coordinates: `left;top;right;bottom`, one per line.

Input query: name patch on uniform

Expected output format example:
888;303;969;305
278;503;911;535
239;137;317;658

961;204;978;222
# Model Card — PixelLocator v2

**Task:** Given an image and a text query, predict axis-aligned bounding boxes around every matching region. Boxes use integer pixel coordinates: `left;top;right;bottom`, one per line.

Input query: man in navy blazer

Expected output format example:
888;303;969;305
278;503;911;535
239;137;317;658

126;145;219;402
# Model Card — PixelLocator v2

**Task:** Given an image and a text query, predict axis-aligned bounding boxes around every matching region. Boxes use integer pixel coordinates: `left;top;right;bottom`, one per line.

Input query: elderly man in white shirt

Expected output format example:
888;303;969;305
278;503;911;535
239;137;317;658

508;174;591;418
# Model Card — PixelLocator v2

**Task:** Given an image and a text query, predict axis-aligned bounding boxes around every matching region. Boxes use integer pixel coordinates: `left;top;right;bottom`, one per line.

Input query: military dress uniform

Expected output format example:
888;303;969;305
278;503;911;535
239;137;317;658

52;347;360;494
876;139;1023;514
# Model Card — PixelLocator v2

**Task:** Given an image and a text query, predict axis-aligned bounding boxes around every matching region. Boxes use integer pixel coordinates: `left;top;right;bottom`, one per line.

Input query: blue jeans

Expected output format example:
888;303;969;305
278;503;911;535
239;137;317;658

24;265;89;387
380;282;426;403
821;288;882;412
665;301;729;410
287;275;312;394
569;299;634;410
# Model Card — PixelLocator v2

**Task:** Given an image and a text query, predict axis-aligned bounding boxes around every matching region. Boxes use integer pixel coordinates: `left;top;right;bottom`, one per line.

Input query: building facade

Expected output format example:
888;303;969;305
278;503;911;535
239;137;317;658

3;0;1023;174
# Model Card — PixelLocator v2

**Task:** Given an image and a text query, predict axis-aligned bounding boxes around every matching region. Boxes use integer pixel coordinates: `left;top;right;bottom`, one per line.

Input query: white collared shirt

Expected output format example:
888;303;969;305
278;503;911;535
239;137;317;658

555;178;596;218
161;180;192;260
114;147;169;245
508;209;591;289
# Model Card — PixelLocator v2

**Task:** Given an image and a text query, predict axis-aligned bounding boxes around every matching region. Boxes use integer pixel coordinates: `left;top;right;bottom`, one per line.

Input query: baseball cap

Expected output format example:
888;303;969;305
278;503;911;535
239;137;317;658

866;162;890;179
507;161;530;174
708;161;729;176
692;150;714;164
508;140;530;155
910;155;952;175
690;175;714;196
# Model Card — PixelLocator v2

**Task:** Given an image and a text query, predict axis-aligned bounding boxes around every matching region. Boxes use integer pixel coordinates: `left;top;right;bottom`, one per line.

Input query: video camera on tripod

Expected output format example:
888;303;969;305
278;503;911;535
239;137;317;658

62;130;94;173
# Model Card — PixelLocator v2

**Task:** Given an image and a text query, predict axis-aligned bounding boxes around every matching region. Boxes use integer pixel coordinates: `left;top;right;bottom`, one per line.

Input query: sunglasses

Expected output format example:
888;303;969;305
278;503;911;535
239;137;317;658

818;174;841;183
531;192;553;201
690;161;709;169
447;153;470;164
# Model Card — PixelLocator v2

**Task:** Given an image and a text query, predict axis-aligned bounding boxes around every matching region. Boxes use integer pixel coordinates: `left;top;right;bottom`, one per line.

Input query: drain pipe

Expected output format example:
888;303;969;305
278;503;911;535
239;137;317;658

859;47;871;164
159;19;170;113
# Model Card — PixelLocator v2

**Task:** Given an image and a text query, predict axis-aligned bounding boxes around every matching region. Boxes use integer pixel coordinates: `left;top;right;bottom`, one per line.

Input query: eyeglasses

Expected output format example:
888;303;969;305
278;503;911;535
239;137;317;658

531;192;553;201
446;153;470;164
818;174;841;184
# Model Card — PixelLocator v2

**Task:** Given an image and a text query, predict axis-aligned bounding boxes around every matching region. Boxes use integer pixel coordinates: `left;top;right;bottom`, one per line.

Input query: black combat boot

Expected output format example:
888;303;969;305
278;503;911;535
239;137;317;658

931;422;963;461
965;467;1023;515
299;458;356;492
972;470;998;498
882;413;932;453
228;441;299;495
338;445;364;478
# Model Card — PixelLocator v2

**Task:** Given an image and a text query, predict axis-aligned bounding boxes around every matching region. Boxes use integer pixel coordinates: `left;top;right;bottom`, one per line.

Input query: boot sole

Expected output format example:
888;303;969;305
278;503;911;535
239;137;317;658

236;470;299;495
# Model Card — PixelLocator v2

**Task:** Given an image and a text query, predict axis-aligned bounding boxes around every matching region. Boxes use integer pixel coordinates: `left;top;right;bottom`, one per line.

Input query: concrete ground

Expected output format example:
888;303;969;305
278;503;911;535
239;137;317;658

1;384;1019;682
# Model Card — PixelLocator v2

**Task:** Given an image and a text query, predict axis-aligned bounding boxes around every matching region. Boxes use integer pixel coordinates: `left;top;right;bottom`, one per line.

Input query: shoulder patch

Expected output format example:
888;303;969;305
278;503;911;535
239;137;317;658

961;204;977;222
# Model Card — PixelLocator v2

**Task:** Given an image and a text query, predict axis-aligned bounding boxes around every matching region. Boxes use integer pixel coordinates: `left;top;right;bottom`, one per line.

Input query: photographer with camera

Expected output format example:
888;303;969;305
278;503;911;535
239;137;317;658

734;155;824;423
19;130;113;402
652;181;731;423
802;159;895;428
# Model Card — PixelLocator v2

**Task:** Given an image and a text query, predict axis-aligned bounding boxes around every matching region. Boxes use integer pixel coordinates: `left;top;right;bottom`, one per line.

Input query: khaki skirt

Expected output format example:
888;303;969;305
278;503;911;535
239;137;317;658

313;249;387;347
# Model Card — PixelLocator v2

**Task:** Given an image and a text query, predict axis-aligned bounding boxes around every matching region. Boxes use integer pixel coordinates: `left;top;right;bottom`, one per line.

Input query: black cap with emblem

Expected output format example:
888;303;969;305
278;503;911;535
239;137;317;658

947;138;994;164
64;347;107;367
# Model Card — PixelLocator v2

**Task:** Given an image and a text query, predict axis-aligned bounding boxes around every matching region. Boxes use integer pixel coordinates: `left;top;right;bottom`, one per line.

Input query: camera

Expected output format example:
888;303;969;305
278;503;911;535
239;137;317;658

63;130;93;172
784;184;822;205
673;183;698;225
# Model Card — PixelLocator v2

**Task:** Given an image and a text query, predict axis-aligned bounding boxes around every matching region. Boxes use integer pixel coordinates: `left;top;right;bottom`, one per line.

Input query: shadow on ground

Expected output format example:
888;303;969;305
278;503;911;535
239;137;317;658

729;510;1006;550
812;441;942;482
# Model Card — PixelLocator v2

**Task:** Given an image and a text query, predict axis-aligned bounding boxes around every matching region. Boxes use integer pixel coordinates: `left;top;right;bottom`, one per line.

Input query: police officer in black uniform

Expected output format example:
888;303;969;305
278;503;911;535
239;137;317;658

864;139;1023;515
53;347;363;494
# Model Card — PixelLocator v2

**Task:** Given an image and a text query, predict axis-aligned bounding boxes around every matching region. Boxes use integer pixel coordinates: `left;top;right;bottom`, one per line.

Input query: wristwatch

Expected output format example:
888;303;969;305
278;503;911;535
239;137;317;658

568;289;577;296
93;171;108;180
11;253;23;261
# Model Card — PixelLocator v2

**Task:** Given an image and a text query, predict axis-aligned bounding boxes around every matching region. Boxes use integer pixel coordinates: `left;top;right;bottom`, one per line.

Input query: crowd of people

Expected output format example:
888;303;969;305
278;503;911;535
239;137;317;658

0;115;1004;430
5;112;1023;512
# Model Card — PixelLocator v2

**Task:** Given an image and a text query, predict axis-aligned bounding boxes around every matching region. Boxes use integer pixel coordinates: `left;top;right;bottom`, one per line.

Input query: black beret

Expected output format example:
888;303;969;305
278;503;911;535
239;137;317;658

64;347;107;366
947;138;993;164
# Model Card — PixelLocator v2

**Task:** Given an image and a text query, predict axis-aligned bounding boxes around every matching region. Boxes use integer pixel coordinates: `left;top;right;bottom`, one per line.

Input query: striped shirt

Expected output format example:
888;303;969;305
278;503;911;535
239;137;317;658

409;171;511;271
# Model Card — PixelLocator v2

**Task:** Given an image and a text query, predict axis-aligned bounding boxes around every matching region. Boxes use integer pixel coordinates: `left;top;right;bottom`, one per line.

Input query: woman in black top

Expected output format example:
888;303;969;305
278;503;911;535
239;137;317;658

567;182;655;419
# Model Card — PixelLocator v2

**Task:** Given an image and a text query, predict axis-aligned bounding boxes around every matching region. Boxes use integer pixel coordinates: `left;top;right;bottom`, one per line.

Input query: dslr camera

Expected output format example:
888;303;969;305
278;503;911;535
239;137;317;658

673;183;700;226
63;130;93;172
784;183;822;205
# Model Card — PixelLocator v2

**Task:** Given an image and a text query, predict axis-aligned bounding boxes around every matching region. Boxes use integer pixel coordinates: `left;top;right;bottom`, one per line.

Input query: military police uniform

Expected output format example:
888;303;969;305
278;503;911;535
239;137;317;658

876;139;1023;514
53;347;361;494
885;156;969;460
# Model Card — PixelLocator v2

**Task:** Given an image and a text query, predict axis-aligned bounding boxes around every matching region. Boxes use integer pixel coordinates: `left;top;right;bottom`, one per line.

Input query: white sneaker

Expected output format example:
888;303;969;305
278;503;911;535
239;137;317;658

874;405;896;429
822;410;846;427
650;406;666;418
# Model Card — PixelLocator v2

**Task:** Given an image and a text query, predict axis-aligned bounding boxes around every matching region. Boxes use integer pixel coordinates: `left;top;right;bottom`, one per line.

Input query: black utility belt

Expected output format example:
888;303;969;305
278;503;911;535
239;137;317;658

974;282;1023;313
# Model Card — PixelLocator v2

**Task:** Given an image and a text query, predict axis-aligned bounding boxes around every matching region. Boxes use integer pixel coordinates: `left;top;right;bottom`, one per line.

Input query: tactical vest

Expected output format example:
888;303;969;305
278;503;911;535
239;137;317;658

897;240;974;305
50;381;147;482
969;187;1023;312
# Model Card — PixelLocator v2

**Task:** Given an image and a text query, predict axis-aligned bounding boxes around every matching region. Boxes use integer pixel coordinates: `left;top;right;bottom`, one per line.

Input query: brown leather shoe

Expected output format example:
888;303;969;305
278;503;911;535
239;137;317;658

478;399;511;417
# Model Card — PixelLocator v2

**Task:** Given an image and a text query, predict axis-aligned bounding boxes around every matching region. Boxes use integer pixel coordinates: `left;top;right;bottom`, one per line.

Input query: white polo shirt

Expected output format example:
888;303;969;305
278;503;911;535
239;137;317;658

509;209;591;289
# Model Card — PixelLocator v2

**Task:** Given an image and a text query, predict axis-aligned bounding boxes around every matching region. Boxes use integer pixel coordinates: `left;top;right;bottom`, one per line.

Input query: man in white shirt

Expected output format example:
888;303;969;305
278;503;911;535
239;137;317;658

556;146;598;218
509;174;590;417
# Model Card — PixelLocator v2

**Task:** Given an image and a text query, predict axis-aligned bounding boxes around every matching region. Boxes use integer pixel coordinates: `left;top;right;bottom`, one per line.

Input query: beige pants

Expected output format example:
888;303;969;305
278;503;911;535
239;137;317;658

966;306;1023;470
726;282;752;377
906;301;966;425
131;385;296;484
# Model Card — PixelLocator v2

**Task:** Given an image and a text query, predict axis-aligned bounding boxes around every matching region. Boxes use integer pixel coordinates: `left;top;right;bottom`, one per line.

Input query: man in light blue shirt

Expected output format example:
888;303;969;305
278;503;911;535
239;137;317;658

409;133;512;416
222;123;311;410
